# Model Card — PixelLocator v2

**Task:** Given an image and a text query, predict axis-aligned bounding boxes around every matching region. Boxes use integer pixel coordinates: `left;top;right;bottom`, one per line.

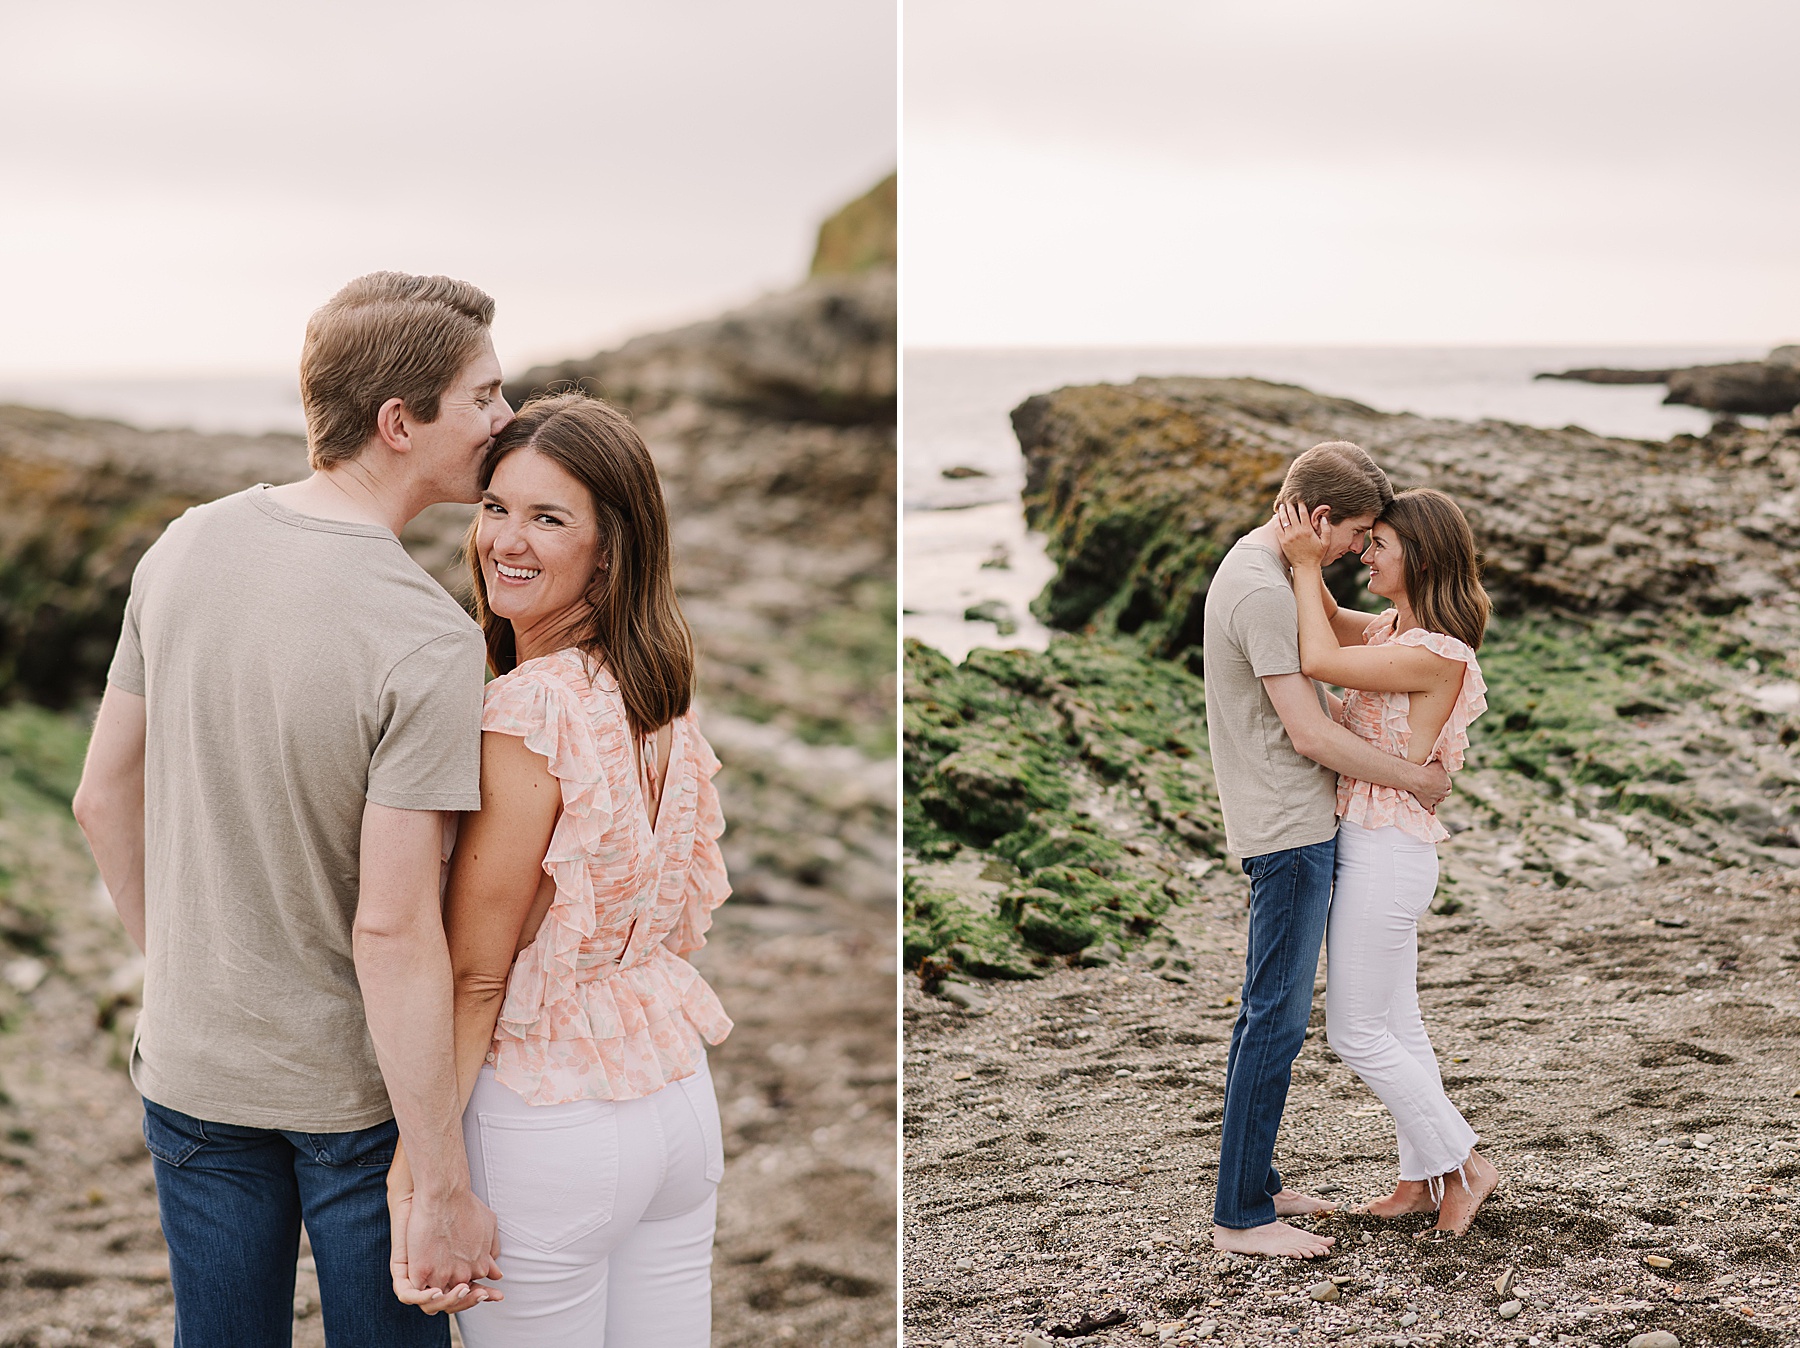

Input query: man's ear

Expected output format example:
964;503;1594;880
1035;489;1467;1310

374;397;412;454
1309;504;1333;532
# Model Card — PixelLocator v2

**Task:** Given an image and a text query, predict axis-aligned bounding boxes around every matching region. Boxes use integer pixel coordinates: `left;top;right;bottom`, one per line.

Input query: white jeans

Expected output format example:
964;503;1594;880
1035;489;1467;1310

1326;820;1478;1184
455;1059;724;1348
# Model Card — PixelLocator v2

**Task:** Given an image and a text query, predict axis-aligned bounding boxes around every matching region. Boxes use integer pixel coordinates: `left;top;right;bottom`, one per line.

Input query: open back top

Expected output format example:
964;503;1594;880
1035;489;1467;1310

479;645;732;1106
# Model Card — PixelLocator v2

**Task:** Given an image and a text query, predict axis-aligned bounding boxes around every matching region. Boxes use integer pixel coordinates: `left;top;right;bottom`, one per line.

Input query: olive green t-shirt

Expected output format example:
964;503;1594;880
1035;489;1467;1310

1202;537;1339;860
107;486;484;1131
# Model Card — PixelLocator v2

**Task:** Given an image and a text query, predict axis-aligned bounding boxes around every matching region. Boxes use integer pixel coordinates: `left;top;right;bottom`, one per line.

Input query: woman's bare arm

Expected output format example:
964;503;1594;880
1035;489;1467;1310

388;729;561;1307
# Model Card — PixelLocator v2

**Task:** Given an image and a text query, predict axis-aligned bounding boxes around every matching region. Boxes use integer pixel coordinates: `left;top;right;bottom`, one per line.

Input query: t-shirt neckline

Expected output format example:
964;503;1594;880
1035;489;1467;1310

247;484;400;541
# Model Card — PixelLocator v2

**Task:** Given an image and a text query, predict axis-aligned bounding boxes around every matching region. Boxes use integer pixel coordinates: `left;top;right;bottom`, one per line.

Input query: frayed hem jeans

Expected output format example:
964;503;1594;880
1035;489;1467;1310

453;1057;724;1348
1326;819;1478;1182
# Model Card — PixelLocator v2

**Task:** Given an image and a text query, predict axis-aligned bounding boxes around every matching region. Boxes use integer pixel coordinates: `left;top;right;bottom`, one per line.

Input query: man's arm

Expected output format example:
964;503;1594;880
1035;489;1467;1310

71;686;148;953
354;803;499;1294
1263;673;1450;809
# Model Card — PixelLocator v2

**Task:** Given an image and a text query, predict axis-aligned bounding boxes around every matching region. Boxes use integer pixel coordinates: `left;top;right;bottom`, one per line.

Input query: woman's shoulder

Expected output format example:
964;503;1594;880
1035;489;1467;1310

1390;625;1480;669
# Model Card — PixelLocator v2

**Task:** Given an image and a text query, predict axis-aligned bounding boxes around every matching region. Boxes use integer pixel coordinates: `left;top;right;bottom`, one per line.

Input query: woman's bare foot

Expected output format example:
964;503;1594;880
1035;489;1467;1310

1362;1179;1437;1218
1273;1188;1338;1217
1425;1150;1500;1237
1213;1221;1336;1259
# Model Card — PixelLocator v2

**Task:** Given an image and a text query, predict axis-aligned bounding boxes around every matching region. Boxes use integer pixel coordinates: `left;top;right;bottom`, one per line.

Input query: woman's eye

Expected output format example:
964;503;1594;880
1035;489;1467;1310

482;502;504;514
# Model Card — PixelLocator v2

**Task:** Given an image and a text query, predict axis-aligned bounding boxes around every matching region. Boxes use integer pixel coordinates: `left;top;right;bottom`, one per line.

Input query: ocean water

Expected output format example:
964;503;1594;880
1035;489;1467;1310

0;373;306;435
904;345;1765;661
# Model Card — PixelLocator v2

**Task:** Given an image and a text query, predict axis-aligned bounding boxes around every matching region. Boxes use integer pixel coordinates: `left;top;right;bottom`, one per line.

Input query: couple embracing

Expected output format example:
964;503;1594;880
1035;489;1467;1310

1202;441;1499;1259
72;272;731;1344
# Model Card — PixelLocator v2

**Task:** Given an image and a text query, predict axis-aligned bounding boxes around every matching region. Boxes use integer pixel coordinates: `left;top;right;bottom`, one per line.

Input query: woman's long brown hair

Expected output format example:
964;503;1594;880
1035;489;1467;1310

1380;488;1490;651
465;392;695;738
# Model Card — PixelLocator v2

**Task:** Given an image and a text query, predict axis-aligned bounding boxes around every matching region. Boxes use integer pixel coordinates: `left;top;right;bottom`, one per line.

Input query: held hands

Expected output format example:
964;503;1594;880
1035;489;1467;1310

1273;500;1330;570
387;1152;503;1316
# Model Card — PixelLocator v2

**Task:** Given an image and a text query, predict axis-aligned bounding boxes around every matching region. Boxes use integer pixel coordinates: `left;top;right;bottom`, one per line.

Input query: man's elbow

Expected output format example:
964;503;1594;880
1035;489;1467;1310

1286;724;1325;762
71;781;119;839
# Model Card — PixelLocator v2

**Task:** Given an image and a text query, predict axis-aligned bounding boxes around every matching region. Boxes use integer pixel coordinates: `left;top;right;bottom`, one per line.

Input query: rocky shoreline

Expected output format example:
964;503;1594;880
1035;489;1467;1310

905;375;1800;1348
0;183;896;1346
1537;347;1800;419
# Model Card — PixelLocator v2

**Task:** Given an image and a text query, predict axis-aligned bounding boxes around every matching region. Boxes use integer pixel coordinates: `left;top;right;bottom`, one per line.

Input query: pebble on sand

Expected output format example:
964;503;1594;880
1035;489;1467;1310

1494;1265;1516;1297
1627;1333;1681;1348
1644;1254;1674;1269
1308;1280;1339;1302
1497;1299;1522;1319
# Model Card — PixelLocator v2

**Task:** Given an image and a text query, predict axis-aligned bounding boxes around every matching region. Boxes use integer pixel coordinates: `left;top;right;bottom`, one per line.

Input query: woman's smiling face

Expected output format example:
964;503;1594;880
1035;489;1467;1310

1361;521;1408;602
477;448;602;638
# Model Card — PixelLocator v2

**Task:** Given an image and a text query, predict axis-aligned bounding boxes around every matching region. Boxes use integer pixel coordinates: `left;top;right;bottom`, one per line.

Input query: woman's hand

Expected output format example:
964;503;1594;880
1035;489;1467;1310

1274;500;1330;570
388;1143;500;1315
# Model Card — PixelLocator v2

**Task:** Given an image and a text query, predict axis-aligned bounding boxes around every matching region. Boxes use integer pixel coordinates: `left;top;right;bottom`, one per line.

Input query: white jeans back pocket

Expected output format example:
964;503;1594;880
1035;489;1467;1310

478;1107;620;1253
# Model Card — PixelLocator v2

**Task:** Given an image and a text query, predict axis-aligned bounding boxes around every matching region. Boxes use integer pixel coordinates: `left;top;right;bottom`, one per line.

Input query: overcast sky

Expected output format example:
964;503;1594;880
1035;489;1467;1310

2;0;894;377
906;0;1800;347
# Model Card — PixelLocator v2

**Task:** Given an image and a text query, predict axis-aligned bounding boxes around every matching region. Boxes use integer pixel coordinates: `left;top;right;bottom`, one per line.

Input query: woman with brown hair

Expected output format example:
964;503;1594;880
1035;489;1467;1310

386;391;731;1343
1274;487;1500;1239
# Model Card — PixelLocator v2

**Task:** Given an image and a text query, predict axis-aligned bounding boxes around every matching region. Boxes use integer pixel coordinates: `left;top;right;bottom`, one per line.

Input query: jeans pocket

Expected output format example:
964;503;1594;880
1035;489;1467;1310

141;1100;207;1167
478;1107;619;1253
305;1117;399;1169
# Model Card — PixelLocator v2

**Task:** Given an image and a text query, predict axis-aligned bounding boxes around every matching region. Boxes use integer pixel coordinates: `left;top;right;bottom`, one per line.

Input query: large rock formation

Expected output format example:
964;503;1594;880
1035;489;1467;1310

810;172;897;277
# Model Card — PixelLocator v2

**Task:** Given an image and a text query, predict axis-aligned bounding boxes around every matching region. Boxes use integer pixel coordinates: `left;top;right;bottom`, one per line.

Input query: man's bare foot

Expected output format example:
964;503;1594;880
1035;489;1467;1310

1273;1188;1338;1217
1426;1151;1500;1237
1213;1221;1336;1259
1362;1179;1437;1218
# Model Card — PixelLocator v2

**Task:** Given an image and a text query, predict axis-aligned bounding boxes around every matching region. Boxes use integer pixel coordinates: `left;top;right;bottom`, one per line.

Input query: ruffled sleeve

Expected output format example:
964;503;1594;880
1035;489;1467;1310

479;661;617;1046
663;720;730;957
1389;628;1488;771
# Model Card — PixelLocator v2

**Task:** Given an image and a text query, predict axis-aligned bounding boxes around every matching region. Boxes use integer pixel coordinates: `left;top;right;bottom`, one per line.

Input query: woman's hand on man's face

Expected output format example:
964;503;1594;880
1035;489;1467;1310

1274;501;1329;569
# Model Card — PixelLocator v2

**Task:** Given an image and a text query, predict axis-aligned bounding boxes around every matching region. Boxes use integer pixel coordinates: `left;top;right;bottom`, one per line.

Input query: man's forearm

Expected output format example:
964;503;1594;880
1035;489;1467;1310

355;924;468;1198
1296;716;1431;793
73;791;147;953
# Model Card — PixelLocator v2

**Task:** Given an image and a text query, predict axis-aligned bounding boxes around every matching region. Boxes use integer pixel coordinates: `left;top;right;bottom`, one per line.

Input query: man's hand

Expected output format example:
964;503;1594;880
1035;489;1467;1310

386;1144;499;1314
405;1184;501;1297
1409;760;1452;812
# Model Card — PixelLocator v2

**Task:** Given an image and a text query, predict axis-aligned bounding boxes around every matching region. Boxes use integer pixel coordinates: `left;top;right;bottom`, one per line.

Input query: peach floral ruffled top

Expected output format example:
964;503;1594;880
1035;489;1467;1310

480;646;732;1107
1337;610;1488;845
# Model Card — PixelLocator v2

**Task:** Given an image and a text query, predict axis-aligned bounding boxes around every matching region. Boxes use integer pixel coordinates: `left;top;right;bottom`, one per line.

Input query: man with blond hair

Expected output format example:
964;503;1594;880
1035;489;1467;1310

1203;440;1451;1259
74;272;514;1342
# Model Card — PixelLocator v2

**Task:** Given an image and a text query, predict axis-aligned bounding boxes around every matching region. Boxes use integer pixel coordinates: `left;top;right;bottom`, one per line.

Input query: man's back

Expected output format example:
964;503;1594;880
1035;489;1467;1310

110;486;484;1131
1202;537;1337;860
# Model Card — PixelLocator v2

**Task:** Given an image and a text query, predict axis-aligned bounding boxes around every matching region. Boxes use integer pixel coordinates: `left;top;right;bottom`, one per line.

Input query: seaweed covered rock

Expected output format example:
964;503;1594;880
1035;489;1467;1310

1013;376;1800;654
904;637;1223;977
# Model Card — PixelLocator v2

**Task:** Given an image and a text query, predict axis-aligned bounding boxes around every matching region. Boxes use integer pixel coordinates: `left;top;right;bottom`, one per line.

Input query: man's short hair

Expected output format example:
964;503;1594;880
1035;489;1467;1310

1276;440;1393;522
300;272;495;469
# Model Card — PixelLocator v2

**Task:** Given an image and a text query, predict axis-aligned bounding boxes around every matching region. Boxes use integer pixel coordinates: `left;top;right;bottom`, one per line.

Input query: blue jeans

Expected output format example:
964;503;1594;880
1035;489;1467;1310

143;1098;450;1348
1212;836;1335;1229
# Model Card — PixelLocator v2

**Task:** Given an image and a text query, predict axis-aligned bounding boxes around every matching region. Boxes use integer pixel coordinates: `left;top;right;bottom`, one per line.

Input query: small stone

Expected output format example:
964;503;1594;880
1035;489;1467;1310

1316;1183;1342;1196
951;1070;973;1081
1644;1255;1674;1269
1309;1280;1340;1302
1655;915;1689;928
1398;1312;1419;1327
1024;1338;1054;1348
1627;1334;1680;1348
1192;1323;1218;1341
293;1292;315;1319
1498;1299;1522;1320
1495;1265;1516;1297
1;958;46;995
1360;1231;1373;1244
939;982;990;1013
